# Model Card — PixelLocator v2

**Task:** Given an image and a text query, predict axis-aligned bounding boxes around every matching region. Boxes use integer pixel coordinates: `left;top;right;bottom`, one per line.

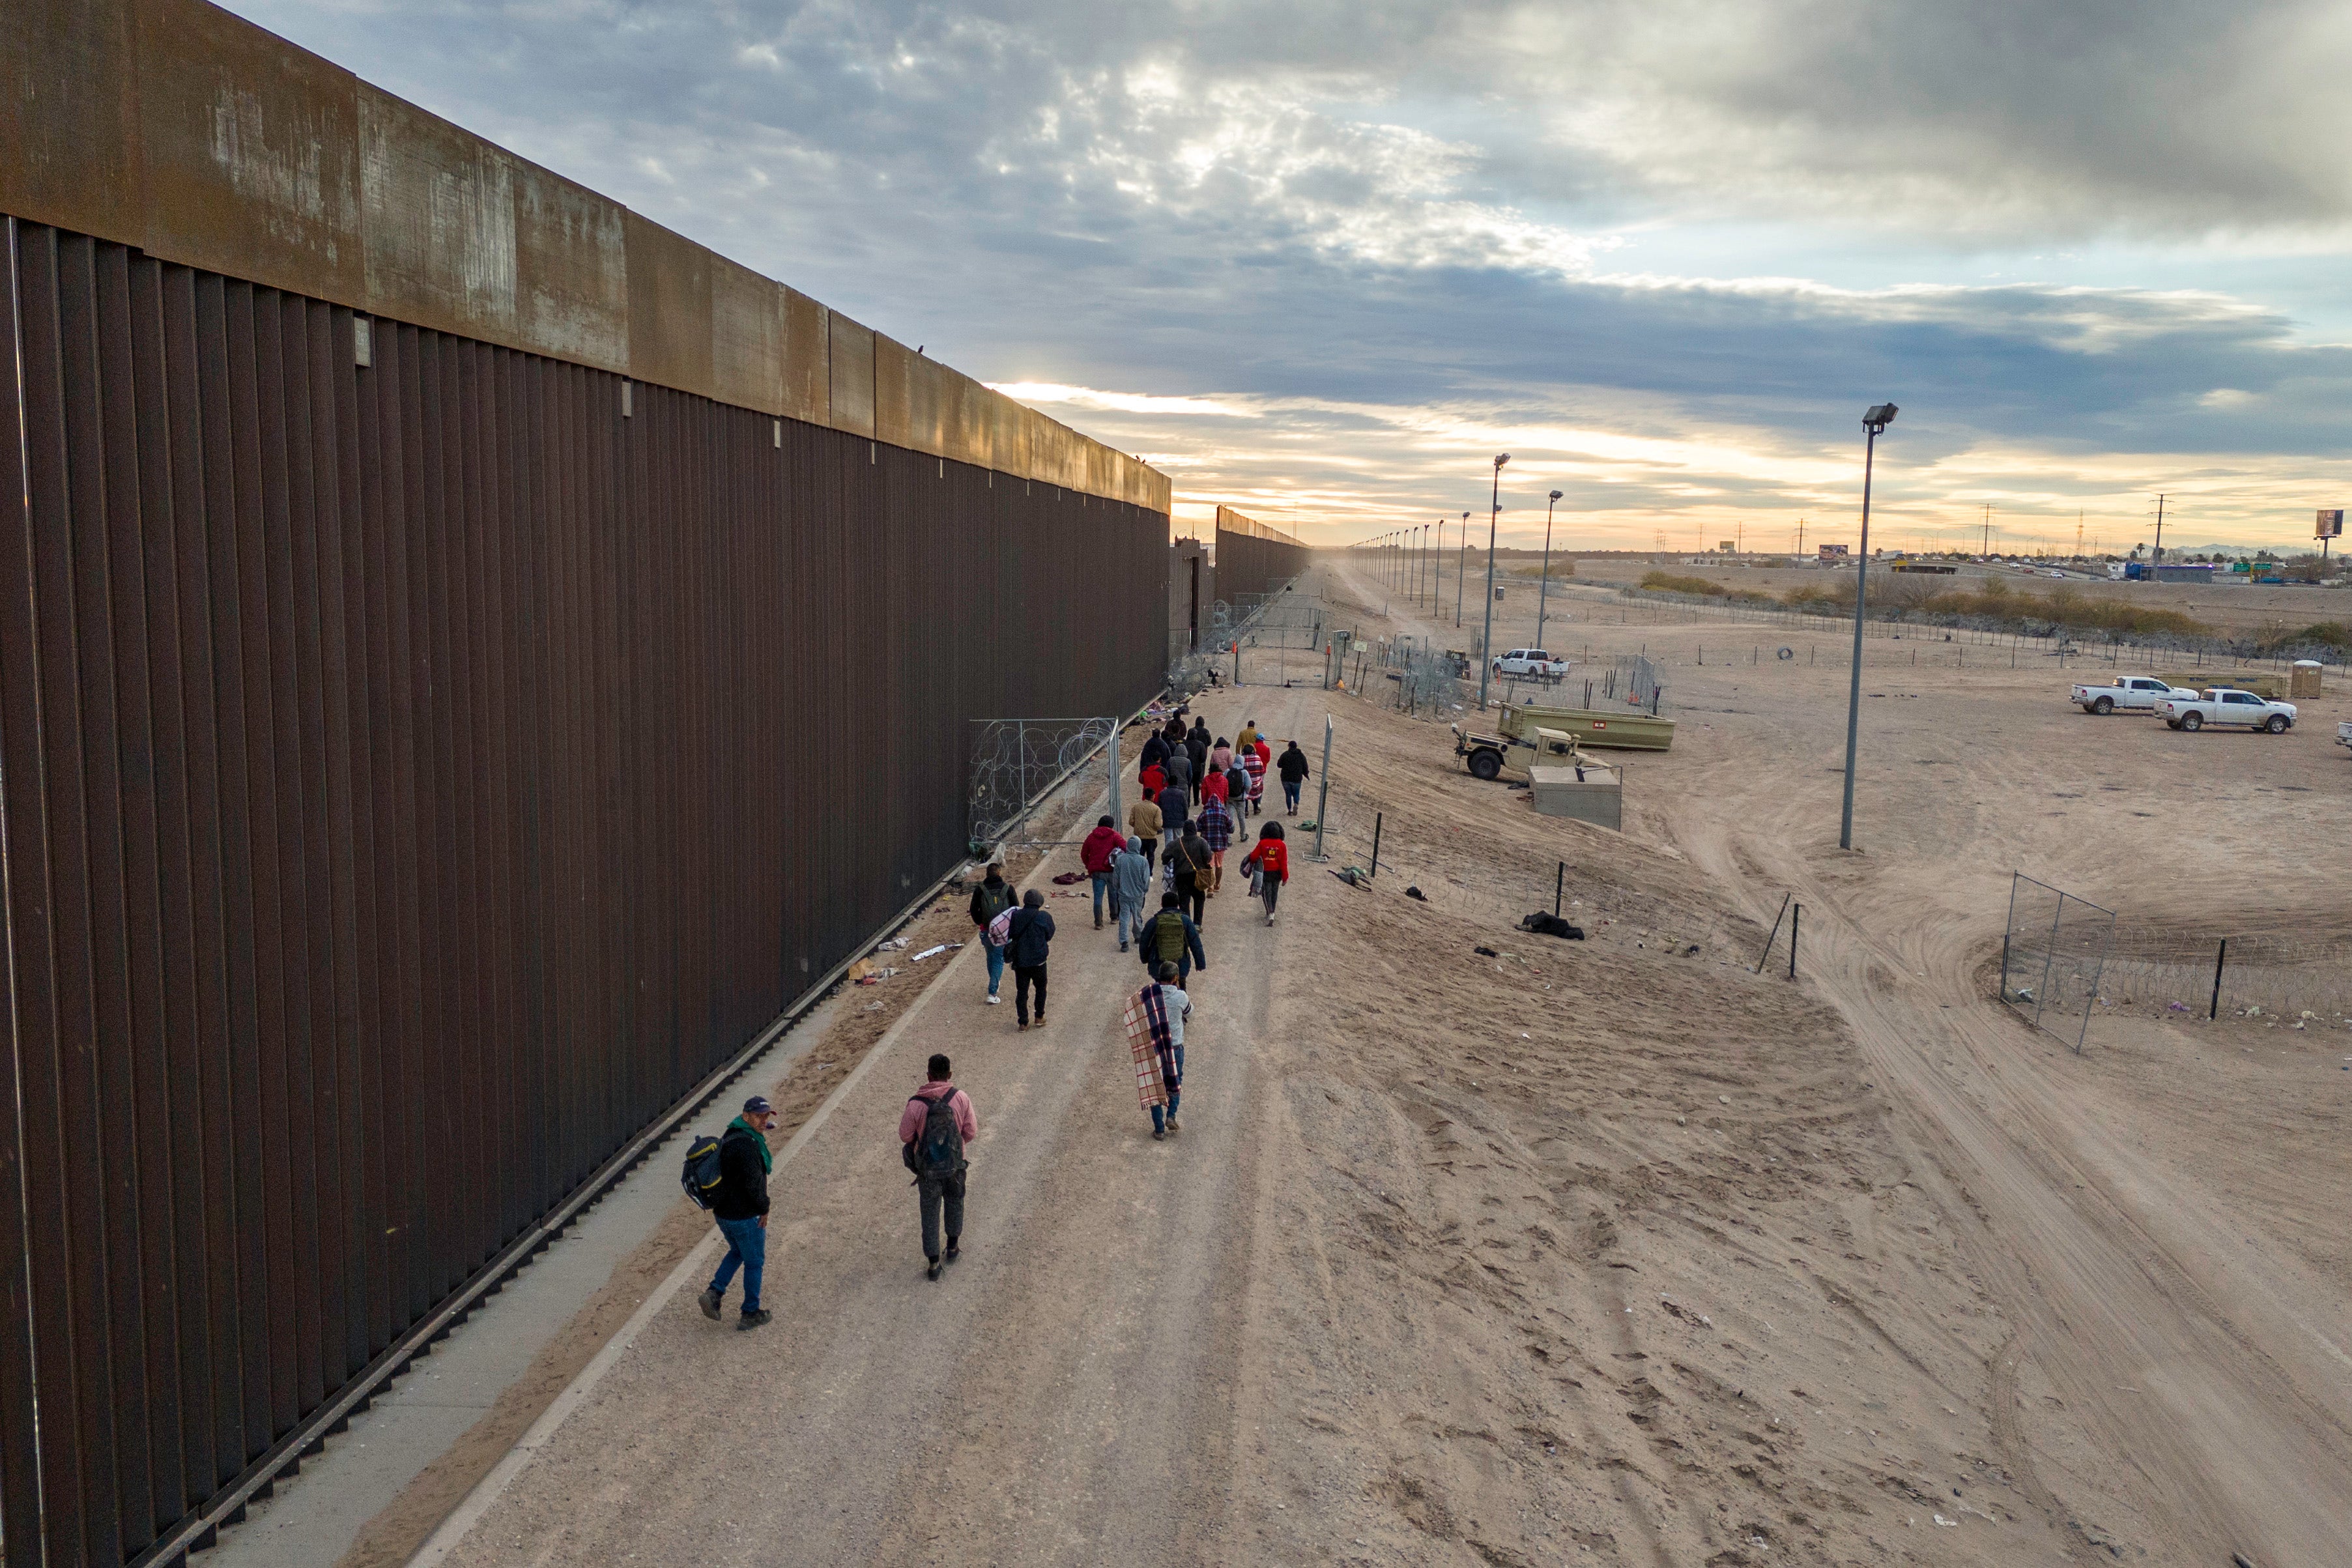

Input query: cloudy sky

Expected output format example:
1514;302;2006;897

228;0;2352;552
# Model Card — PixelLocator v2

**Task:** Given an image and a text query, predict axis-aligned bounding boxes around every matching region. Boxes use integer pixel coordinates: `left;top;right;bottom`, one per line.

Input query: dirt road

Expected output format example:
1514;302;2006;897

423;684;1324;1567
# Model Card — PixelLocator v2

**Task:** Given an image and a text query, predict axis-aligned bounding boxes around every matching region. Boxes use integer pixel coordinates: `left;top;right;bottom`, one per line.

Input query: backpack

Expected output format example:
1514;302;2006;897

681;1134;726;1210
986;907;1014;947
905;1090;966;1180
1153;909;1186;962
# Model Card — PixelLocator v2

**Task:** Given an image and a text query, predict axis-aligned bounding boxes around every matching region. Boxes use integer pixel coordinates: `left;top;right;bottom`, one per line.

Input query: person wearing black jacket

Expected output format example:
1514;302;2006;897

1185;724;1211;789
1277;739;1312;815
968;862;1015;1006
698;1095;779;1330
1005;888;1057;1029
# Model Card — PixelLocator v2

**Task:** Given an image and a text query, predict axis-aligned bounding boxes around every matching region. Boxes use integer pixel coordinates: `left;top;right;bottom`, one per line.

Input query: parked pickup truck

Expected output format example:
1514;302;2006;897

2338;719;2352;753
2071;676;2198;714
1491;648;1570;679
2155;688;2298;732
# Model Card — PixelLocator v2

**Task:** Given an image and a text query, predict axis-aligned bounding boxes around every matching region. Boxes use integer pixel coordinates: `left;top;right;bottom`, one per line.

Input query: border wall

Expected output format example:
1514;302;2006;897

0;8;1169;1565
1169;536;1216;663
1213;505;1311;606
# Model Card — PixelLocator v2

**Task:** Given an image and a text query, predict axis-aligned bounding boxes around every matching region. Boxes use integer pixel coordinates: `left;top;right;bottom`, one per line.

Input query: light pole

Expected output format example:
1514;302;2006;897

1535;488;1562;652
1456;511;1469;627
1839;404;1897;851
1477;453;1510;709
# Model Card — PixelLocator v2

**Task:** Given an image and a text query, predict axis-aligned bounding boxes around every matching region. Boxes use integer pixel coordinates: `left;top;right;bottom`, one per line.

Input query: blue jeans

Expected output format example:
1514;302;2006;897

1284;779;1302;810
984;942;1005;995
1149;1046;1186;1133
710;1216;765;1314
1091;870;1111;921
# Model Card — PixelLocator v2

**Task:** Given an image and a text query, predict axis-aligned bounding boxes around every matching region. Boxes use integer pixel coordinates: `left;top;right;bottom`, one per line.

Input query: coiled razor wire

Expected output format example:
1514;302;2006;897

968;717;1120;851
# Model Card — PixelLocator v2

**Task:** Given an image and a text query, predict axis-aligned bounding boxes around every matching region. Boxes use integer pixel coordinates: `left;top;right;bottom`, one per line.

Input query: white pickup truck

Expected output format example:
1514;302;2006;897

2338;719;2352;754
2155;688;2297;733
2071;676;2198;715
1492;648;1570;679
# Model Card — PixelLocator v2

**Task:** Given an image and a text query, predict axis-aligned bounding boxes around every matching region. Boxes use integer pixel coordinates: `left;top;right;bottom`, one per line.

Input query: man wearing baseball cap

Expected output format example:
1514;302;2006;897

699;1095;779;1330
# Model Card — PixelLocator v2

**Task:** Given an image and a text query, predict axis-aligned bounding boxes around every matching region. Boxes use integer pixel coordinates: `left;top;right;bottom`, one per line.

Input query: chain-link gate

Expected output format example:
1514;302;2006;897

967;717;1121;853
2000;872;2115;1053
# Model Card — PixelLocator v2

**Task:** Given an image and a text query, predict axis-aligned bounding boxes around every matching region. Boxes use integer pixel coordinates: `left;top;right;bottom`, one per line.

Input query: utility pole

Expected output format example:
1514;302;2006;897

2152;492;2166;573
1477;453;1510;710
1841;405;1897;852
1536;489;1562;653
1980;502;1990;558
1796;518;1805;556
2074;510;2084;562
1456;512;1469;628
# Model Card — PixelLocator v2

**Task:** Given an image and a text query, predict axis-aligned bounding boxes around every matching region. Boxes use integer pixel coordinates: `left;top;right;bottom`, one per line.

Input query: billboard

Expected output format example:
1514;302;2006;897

1818;543;1849;558
1719;540;1736;552
2319;509;2345;539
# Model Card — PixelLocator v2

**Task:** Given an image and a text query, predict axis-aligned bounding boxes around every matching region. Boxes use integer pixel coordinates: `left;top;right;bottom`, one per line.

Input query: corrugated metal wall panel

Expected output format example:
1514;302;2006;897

0;218;1168;1567
1213;523;1311;606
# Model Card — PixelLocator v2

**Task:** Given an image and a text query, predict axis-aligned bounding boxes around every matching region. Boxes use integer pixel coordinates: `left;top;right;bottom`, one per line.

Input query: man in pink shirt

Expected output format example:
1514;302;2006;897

899;1053;981;1280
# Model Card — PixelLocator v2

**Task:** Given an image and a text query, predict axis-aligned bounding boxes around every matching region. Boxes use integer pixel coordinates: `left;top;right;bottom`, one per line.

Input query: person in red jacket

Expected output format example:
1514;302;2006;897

1240;821;1290;926
1139;761;1167;799
1080;815;1125;930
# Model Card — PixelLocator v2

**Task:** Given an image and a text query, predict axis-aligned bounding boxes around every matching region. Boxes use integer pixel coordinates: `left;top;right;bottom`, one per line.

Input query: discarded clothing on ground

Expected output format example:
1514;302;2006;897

1520;911;1586;940
1052;871;1087;885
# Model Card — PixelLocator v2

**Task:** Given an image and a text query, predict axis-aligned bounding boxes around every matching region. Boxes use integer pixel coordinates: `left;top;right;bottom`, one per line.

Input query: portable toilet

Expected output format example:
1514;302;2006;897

2291;659;2324;698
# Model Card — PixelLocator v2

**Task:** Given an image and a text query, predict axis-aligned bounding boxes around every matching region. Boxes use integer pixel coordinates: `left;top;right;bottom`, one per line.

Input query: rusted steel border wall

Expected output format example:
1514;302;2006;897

1213;506;1312;605
0;0;1168;515
1169;537;1214;661
0;216;1167;1568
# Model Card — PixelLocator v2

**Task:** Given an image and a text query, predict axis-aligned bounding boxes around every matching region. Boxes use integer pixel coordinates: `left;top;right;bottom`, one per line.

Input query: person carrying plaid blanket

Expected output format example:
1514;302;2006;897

1124;965;1192;1139
1242;741;1268;815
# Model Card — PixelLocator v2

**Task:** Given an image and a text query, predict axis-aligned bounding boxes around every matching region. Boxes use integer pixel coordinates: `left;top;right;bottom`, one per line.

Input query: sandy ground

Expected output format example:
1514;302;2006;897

417;562;2351;1567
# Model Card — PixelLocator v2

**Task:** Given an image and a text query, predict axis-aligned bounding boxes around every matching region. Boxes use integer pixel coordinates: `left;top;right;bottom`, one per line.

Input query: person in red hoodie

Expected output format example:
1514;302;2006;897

899;1055;980;1281
1138;760;1167;799
1080;814;1125;930
1240;821;1290;926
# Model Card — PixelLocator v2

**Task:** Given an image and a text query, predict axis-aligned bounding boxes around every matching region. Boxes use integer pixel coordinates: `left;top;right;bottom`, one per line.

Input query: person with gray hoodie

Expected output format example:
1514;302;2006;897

1111;834;1154;952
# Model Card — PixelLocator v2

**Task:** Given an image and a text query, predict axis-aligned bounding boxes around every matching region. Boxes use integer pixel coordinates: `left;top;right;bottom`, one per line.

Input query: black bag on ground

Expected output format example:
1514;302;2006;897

1521;911;1585;940
906;1091;966;1180
681;1134;726;1208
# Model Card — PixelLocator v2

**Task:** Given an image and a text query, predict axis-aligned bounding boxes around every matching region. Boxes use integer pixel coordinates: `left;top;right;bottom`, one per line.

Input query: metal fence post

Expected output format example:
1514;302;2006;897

1108;725;1121;836
1370;811;1383;880
2035;894;2065;1031
1757;893;1790;975
1555;861;1565;918
2000;872;2020;1001
2209;938;2226;1020
1310;715;1334;862
1788;902;1799;980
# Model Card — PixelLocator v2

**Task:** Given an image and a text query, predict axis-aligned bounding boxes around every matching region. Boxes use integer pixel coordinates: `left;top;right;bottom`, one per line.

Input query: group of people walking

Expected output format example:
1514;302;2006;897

691;706;1308;1307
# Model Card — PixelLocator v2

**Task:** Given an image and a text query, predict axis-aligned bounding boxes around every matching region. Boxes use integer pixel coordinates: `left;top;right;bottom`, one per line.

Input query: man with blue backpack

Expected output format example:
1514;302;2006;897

689;1094;778;1331
898;1054;980;1281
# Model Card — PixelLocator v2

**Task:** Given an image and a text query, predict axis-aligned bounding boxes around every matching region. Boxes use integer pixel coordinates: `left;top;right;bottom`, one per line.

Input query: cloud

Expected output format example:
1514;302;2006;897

215;0;2352;550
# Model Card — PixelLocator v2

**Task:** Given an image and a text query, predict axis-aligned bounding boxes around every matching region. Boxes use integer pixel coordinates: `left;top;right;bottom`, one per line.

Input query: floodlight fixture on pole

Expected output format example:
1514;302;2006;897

1839;403;1897;851
1536;489;1562;651
1477;454;1510;710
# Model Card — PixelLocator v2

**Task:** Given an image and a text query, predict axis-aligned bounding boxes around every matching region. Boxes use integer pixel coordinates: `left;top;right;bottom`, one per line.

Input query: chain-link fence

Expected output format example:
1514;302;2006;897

1999;872;2116;1053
